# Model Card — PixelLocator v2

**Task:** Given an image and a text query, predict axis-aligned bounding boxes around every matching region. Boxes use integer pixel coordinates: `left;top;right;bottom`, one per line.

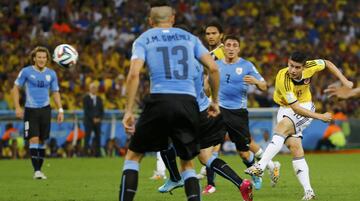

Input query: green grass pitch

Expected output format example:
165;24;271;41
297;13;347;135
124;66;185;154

0;153;359;201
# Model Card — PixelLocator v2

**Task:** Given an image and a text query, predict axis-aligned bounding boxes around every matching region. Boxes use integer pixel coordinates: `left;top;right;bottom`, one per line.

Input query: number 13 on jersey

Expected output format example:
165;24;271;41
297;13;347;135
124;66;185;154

157;45;189;80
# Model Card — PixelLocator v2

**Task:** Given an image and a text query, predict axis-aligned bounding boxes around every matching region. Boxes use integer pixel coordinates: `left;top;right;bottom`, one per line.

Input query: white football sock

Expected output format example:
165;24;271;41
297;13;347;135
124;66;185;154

255;148;275;170
258;134;285;170
156;152;166;176
293;157;313;192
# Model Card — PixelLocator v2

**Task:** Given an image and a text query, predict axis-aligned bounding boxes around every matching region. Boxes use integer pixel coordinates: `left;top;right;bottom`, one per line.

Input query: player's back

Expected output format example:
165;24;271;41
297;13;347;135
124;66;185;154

132;27;207;97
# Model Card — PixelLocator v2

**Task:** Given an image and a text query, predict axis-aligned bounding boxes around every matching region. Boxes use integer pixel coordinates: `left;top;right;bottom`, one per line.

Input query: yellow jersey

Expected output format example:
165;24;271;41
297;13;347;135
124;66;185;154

273;59;326;106
210;44;225;60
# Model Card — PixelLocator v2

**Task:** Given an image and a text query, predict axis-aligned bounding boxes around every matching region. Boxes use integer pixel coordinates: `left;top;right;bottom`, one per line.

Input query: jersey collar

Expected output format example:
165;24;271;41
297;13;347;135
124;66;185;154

32;65;47;73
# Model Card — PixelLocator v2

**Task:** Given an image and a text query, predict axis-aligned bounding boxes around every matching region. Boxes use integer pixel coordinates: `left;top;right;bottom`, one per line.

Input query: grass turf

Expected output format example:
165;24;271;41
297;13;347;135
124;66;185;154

0;153;359;201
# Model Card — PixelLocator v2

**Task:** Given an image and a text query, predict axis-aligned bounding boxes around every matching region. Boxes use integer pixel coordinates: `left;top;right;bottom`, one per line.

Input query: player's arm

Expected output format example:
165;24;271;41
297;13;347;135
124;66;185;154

125;59;144;112
52;91;64;123
324;60;353;88
199;53;219;103
123;58;144;133
11;84;23;118
244;63;267;91
325;86;360;99
289;101;332;122
50;72;64;123
203;73;211;97
52;92;63;110
243;75;267;91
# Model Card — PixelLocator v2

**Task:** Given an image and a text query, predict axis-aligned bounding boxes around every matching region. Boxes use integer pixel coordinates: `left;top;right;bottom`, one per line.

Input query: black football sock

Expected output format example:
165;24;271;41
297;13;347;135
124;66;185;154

29;144;39;172
210;158;243;188
242;153;255;168
206;167;216;186
181;170;200;201
38;144;46;171
160;146;182;182
119;160;139;201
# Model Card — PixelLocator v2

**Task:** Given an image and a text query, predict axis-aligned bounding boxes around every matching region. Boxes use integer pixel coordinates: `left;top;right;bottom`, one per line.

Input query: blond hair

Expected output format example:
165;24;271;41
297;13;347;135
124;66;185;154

150;6;175;24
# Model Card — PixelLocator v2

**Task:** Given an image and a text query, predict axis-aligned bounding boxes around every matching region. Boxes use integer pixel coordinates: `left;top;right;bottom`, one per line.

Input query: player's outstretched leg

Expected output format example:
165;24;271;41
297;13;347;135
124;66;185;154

245;133;286;177
203;154;253;201
253;147;281;187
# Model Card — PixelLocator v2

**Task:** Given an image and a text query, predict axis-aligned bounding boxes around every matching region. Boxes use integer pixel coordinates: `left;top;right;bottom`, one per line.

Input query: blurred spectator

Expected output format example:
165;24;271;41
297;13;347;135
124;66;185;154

332;108;351;138
0;0;357;118
64;123;85;157
47;138;62;157
0;92;9;110
1;123;24;159
315;120;346;151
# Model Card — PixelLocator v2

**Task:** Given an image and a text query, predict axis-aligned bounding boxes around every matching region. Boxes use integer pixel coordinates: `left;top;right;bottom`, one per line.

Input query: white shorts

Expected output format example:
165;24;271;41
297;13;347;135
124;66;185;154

277;102;315;138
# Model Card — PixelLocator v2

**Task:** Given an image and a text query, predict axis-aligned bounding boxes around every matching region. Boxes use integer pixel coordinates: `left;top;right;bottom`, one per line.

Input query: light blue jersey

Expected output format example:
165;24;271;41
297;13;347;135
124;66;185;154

217;58;264;109
131;27;209;97
194;60;210;112
15;66;59;108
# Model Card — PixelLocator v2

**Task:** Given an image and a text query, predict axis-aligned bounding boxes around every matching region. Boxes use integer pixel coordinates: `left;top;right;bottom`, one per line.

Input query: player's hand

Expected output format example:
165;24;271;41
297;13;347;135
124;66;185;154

243;75;258;85
15;107;23;119
320;112;332;122
324;86;352;99
207;102;220;117
57;112;64;123
123;111;135;135
342;80;354;89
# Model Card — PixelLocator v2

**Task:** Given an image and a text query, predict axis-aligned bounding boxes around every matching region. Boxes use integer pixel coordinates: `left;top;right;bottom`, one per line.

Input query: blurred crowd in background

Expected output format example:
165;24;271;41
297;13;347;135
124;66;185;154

0;0;359;117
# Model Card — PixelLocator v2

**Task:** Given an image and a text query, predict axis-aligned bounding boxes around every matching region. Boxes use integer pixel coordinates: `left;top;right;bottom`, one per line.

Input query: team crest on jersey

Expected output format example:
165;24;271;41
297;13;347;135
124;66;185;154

236;67;243;75
45;75;51;82
304;78;310;84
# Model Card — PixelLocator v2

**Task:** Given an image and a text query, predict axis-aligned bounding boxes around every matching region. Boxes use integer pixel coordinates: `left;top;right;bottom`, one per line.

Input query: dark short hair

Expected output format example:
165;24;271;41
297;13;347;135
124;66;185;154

223;35;240;45
204;20;223;34
290;51;307;65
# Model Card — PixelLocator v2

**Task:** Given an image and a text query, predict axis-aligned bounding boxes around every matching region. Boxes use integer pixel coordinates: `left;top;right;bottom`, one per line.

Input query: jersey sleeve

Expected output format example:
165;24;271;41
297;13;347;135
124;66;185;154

248;63;265;81
302;59;325;79
50;71;60;92
277;71;297;104
14;69;27;87
194;37;209;60
130;38;146;61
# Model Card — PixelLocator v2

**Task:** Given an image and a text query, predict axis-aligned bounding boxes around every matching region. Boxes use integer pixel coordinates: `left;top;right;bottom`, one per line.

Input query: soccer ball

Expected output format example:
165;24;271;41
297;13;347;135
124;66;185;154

53;44;78;69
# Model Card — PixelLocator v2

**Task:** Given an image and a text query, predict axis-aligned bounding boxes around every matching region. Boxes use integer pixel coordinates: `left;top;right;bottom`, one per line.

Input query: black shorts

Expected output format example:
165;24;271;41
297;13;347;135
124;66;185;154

129;94;200;160
199;110;225;149
220;107;251;151
24;105;51;141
